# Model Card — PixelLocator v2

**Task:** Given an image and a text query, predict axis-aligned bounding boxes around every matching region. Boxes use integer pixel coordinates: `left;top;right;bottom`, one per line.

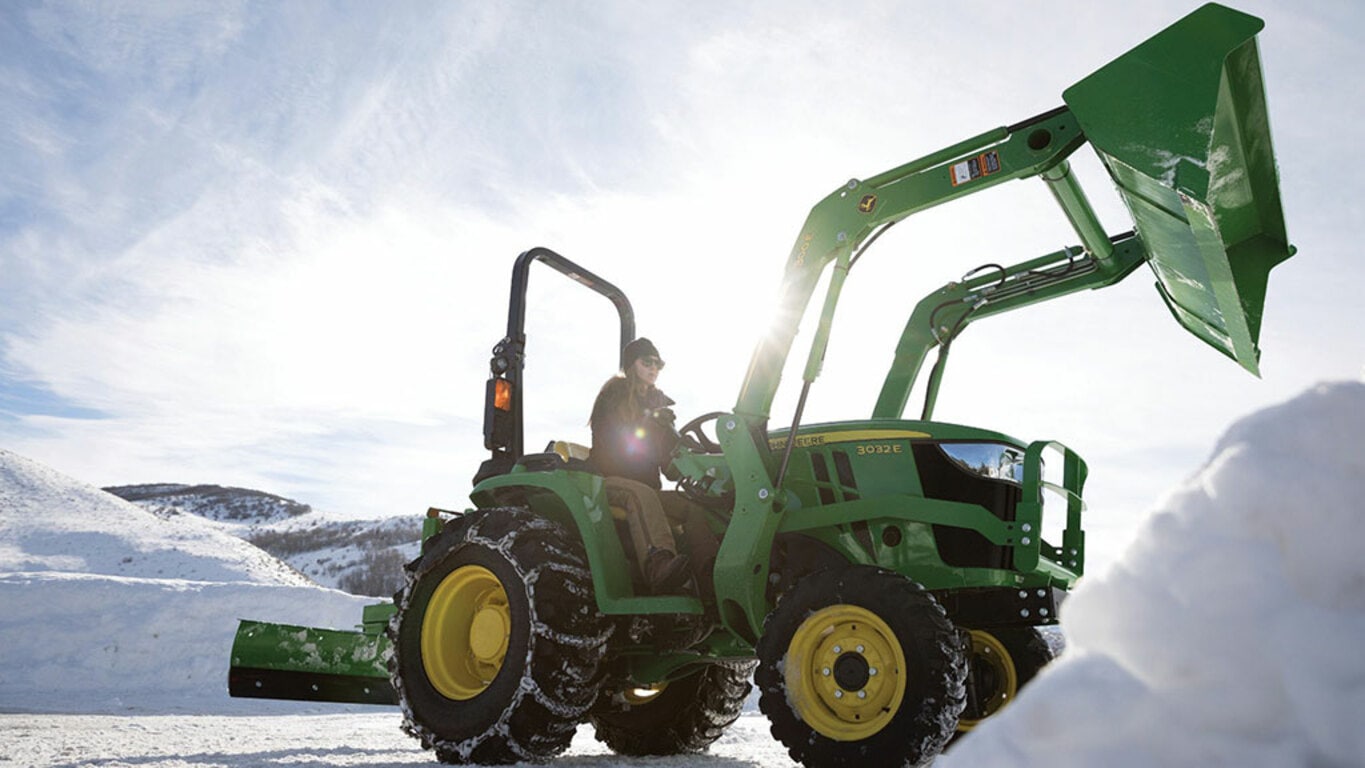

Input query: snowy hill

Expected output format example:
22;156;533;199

104;483;312;524
241;513;422;596
1;453;310;586
106;483;423;596
0;450;376;713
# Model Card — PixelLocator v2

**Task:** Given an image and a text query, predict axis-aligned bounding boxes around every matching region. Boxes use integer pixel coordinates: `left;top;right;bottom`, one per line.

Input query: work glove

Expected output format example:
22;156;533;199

649;407;676;428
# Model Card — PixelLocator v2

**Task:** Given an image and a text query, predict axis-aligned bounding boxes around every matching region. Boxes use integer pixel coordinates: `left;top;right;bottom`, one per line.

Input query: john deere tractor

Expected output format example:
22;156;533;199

229;5;1294;766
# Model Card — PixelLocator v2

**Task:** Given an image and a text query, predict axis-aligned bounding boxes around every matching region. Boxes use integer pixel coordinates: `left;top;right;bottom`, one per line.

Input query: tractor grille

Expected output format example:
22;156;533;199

809;450;860;504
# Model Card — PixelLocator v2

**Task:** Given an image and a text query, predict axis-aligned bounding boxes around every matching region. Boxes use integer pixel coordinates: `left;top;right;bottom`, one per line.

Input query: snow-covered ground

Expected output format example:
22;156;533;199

2;380;1363;767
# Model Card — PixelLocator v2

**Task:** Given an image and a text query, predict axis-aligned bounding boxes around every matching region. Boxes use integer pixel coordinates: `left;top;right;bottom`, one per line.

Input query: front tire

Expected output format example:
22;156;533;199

590;660;757;756
756;566;967;768
389;508;611;764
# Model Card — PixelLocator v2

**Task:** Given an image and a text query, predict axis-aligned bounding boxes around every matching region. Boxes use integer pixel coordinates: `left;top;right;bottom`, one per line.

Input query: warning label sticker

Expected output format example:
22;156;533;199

949;150;1002;187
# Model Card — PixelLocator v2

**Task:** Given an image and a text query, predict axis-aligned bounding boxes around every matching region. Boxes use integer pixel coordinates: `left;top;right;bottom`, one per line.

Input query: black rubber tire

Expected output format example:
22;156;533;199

388;508;611;764
755;566;967;768
954;625;1058;738
590;660;757;756
995;626;1056;686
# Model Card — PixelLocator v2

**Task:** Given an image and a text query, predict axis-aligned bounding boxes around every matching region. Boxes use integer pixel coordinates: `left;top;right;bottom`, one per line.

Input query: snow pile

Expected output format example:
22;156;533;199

0;573;372;713
943;380;1365;767
0;451;309;585
0;450;376;713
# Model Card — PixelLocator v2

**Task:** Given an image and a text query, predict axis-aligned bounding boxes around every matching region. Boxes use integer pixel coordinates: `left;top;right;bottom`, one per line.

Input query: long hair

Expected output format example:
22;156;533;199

591;365;649;427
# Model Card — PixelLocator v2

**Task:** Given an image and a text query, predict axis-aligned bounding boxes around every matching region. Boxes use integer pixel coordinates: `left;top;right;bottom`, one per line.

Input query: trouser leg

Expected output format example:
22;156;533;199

604;476;677;564
660;491;721;601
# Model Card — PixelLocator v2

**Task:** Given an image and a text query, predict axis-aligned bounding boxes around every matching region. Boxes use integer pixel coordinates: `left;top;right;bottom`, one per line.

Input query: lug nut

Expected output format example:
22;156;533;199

832;645;842;654
822;668;831;676
834;690;844;699
857;690;867;699
869;667;878;676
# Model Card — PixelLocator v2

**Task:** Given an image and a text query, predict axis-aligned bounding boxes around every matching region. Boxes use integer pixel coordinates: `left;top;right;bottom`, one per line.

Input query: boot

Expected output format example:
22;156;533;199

644;547;692;594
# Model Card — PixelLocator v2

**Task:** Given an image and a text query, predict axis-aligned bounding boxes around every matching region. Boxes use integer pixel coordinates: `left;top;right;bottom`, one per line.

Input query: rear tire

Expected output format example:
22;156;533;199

756;566;966;768
590;660;757;756
996;626;1057;686
388;508;611;764
956;626;1057;733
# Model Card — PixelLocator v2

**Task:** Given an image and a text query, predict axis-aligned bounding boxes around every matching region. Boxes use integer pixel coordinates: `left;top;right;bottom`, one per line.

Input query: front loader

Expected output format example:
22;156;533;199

229;5;1294;766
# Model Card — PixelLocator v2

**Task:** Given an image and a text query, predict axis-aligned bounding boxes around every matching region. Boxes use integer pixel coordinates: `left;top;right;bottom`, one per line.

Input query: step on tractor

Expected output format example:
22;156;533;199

229;5;1294;766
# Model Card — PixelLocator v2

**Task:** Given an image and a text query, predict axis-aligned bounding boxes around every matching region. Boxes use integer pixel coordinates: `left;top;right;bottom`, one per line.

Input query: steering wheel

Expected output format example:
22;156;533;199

677;411;727;454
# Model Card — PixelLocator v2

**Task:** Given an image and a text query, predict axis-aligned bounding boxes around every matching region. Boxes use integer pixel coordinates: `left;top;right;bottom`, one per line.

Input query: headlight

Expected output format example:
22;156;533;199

938;443;1029;484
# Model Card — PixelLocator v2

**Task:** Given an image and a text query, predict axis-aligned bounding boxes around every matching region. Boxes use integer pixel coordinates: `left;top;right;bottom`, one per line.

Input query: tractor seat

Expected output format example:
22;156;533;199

511;440;596;473
550;440;592;463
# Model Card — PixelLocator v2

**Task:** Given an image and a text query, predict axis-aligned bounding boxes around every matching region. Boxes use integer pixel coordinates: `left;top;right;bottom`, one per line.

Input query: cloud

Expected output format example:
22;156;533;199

1;0;1361;553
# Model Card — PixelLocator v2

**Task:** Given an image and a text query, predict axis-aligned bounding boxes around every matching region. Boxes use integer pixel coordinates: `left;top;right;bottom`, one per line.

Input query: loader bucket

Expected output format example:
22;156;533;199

228;619;395;705
1063;3;1292;375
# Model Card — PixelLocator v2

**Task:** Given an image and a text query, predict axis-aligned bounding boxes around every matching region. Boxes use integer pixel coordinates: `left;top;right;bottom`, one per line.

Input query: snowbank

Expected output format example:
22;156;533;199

0;449;310;585
0;449;376;713
0;573;373;713
942;380;1365;767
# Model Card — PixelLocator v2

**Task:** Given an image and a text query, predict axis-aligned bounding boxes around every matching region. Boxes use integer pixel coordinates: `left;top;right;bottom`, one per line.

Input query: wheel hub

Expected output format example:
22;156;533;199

469;605;509;662
833;652;870;691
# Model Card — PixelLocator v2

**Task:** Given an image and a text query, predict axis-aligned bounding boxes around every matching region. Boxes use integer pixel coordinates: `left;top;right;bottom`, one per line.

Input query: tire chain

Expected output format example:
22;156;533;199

388;507;612;764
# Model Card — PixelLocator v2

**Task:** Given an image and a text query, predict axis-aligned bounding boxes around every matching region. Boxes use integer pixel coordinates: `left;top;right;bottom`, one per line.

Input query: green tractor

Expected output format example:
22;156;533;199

229;4;1293;766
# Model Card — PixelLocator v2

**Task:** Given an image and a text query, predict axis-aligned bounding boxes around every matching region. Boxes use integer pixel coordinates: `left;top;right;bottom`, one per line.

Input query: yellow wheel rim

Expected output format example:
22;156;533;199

785;604;907;741
957;629;1018;732
421;564;511;701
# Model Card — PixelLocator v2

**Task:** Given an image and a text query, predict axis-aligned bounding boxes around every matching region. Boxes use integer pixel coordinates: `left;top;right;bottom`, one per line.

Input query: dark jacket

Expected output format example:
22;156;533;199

589;377;676;489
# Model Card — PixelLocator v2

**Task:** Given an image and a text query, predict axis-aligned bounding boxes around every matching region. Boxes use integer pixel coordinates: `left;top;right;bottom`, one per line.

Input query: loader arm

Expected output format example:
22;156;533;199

736;2;1291;431
734;106;1094;424
873;232;1150;421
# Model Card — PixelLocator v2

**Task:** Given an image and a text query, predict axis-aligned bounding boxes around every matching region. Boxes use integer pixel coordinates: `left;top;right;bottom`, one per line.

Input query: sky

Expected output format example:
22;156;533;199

2;0;1363;575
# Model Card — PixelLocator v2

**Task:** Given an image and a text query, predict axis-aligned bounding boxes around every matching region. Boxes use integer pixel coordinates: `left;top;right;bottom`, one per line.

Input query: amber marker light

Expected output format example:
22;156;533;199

493;379;513;411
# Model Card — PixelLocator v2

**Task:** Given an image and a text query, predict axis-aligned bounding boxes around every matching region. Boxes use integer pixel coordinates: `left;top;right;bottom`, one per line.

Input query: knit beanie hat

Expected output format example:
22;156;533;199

622;337;661;369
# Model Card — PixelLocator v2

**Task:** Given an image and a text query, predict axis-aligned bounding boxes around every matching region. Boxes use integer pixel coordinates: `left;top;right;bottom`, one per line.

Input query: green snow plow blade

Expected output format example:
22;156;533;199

1064;2;1293;375
228;614;395;705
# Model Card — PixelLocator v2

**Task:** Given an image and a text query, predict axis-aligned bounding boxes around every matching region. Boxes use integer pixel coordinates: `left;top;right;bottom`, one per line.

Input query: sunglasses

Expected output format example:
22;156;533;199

640;356;665;370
